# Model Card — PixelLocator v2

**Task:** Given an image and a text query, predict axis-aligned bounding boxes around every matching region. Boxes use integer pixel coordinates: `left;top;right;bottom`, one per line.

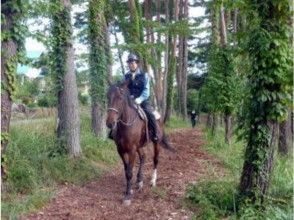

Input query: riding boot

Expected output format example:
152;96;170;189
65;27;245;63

149;114;158;143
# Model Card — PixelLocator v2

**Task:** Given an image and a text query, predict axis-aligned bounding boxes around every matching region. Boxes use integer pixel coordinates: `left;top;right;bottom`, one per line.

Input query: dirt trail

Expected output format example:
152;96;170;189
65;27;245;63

23;128;224;220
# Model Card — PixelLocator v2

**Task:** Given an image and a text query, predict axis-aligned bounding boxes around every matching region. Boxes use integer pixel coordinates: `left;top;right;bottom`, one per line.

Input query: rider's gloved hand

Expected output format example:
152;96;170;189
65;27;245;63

135;98;142;105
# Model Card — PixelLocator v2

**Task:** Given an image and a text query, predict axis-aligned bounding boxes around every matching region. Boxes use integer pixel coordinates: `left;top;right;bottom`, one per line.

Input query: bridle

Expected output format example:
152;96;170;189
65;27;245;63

107;90;138;127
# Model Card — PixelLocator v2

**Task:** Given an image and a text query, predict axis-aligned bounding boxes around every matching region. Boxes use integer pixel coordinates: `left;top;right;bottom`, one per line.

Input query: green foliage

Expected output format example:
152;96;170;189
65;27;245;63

15;76;39;105
200;45;243;115
187;89;199;113
50;0;72;94
187;180;237;219
88;0;108;108
237;0;292;203
37;95;57;107
78;92;89;106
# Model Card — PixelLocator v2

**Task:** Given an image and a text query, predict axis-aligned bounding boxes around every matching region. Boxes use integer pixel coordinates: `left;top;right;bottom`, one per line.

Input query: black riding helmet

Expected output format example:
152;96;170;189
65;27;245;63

127;53;140;63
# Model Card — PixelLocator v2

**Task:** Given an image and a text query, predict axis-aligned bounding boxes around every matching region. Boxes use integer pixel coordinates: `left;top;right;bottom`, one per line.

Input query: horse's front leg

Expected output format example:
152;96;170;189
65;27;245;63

122;152;135;206
136;148;145;190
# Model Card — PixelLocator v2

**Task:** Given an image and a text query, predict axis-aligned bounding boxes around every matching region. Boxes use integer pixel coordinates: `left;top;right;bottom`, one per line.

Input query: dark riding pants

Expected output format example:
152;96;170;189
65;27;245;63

140;100;158;141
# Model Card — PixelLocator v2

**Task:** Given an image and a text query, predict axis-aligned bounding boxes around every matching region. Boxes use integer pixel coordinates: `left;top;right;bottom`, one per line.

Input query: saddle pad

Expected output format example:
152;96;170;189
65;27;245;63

135;105;161;121
136;106;148;121
153;110;161;120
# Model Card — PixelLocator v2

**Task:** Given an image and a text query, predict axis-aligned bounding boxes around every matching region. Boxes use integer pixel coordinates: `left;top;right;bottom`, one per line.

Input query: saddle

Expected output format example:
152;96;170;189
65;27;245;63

133;104;161;143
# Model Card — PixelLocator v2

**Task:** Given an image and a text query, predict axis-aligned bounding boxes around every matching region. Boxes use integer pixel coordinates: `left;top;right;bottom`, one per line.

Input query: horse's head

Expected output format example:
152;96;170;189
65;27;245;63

106;80;130;129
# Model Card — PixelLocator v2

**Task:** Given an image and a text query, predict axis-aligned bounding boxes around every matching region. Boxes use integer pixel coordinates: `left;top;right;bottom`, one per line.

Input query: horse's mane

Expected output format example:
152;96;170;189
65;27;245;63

111;80;136;109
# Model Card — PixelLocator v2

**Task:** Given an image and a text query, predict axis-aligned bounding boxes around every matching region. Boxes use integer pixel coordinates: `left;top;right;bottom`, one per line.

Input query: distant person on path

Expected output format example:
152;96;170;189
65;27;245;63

190;110;197;128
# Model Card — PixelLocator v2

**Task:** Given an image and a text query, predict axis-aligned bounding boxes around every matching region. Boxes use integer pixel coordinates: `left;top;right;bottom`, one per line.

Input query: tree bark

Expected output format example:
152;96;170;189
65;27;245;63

89;0;108;137
1;6;18;155
225;114;232;145
240;122;278;203
278;109;291;155
164;0;179;122
176;0;188;120
56;0;81;157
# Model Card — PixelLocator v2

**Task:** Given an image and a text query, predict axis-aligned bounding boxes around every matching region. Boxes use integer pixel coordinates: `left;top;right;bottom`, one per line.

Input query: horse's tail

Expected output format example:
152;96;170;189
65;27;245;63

160;133;176;153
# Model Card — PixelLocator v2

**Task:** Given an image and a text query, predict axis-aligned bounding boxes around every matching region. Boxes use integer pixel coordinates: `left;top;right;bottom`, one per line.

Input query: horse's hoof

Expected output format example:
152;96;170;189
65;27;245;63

137;181;143;190
123;199;131;206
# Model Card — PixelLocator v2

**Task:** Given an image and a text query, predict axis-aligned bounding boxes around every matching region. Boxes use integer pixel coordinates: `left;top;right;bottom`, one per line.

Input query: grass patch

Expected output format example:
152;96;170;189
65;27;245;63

186;125;293;220
2;113;119;218
165;115;190;132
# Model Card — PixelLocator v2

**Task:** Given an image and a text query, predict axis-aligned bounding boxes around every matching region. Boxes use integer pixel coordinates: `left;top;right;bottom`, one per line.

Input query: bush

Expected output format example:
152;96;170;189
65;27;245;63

37;95;57;107
7;159;39;193
78;93;89;105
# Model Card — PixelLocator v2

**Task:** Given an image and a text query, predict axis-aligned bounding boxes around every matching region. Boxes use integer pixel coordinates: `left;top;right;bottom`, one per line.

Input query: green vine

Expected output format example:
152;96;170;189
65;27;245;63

88;0;108;109
239;0;292;203
1;0;29;99
50;0;72;93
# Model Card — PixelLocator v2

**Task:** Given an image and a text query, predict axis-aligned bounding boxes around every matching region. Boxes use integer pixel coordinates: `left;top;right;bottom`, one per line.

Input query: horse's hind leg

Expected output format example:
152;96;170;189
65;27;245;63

136;148;145;190
151;143;160;187
122;152;136;206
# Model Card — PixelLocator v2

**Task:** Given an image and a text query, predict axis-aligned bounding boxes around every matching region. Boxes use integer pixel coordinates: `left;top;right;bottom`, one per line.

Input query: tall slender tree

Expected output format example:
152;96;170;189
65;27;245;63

51;0;81;157
177;0;189;119
164;0;179;122
88;0;108;137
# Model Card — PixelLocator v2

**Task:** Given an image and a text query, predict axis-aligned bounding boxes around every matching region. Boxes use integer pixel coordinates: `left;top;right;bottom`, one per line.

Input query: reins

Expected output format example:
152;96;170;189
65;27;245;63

107;100;139;127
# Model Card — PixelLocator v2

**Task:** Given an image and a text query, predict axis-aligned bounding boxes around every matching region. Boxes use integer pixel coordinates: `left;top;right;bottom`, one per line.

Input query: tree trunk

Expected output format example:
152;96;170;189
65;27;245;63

278;109;291;155
240;122;278;203
55;0;81;157
225;114;232;145
1;7;18;155
164;0;179;122
176;0;188;120
161;0;170;117
89;0;108;137
105;24;113;85
206;114;213;128
1;1;22;178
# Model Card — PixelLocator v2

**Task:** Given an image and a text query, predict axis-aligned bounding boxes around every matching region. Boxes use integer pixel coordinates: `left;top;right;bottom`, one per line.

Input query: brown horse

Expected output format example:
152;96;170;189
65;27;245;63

106;80;174;206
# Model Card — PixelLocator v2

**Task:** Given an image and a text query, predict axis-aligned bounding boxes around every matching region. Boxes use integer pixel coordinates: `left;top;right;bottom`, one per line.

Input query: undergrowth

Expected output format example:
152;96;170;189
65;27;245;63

186;126;293;220
1;114;118;219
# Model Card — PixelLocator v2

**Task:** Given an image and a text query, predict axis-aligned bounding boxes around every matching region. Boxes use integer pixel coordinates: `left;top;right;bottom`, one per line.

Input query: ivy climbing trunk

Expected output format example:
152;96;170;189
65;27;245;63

89;0;108;137
1;2;19;155
1;1;26;180
239;0;292;204
52;0;81;157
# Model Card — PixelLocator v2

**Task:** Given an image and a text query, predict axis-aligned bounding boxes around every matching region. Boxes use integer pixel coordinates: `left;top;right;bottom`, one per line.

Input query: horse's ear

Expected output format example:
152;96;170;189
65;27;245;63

120;78;130;89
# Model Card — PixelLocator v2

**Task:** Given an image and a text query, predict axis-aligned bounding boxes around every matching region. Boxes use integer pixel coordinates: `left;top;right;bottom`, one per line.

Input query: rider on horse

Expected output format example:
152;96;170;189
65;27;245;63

108;53;159;143
124;53;158;142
